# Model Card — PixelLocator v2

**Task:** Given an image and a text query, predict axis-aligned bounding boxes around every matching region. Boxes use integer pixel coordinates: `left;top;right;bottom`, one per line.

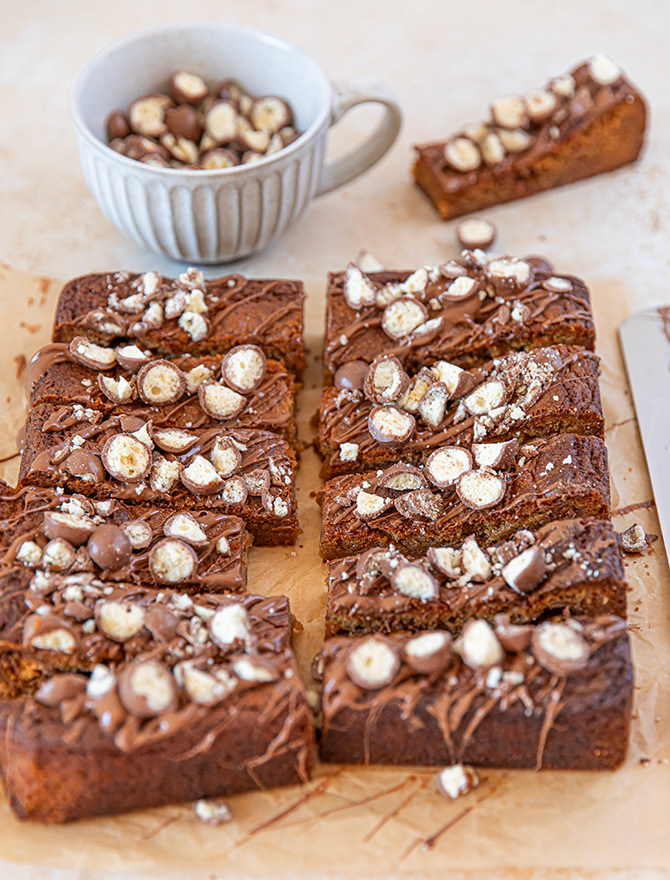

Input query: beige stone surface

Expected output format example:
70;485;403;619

0;0;669;877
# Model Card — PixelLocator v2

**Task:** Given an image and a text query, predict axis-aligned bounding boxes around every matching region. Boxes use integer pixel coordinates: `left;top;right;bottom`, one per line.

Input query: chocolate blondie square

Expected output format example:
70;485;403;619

0;592;315;822
0;484;251;593
319;345;603;478
413;55;647;220
325;518;626;636
319;434;610;559
19;416;299;546
28;340;297;446
319;615;632;770
324;254;595;380
52;268;306;376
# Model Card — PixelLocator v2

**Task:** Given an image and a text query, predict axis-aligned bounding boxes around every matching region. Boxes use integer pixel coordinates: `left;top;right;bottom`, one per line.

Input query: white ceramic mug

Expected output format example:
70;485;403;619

70;22;402;264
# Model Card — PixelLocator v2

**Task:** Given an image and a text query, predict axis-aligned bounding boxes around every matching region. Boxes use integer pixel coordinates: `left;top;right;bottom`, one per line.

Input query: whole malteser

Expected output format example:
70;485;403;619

106;110;131;141
334;360;369;392
221;344;266;393
165;105;203;144
87;523;133;571
524;255;554;274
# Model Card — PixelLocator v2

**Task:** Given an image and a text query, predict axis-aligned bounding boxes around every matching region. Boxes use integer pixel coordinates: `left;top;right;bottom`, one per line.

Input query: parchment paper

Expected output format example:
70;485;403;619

0;259;667;879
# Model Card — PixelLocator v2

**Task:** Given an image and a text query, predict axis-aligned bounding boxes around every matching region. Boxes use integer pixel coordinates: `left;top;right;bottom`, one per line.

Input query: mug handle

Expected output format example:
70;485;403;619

315;76;402;197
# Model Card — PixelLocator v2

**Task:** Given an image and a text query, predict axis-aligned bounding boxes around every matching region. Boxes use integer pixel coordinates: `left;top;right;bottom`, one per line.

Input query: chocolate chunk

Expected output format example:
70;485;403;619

394;488;441;521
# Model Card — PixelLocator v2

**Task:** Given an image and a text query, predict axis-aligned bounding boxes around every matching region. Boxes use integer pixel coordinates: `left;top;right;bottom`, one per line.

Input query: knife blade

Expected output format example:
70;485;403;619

619;307;670;554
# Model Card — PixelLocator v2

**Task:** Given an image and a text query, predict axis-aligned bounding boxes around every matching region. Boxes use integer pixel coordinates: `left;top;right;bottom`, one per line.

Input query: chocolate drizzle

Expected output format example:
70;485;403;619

21;414;297;519
30;347;295;436
415;59;641;197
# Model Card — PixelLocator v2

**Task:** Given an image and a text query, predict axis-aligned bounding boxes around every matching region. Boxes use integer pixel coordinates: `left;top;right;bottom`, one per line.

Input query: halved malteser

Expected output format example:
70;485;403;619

181;455;225;495
484;257;531;290
121;519;153;550
431;361;478;400
425;446;473;488
463;380;508;416
137;360;186;405
345;638;400;690
198;381;246;420
152;428;199;454
472;439;519;469
98;374;136;405
210;436;242;477
221;476;249;506
368;405;415;446
531;621;589;675
502;545;546;593
390;562;439;602
101;433;152;483
150;459;182;493
43;510;97;546
149;538;198;584
95;601;146;642
163;512;209;547
456;468;506;509
363;355;410;405
381;298;429;341
243;468;271;496
456;619;504;670
355;490;393;521
221;345;266;394
69;337;117;371
417;382;450;428
118;658;179;719
404;631;452;674
343;263;377;310
395;368;435;413
115;344;150;372
377;463;428;492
